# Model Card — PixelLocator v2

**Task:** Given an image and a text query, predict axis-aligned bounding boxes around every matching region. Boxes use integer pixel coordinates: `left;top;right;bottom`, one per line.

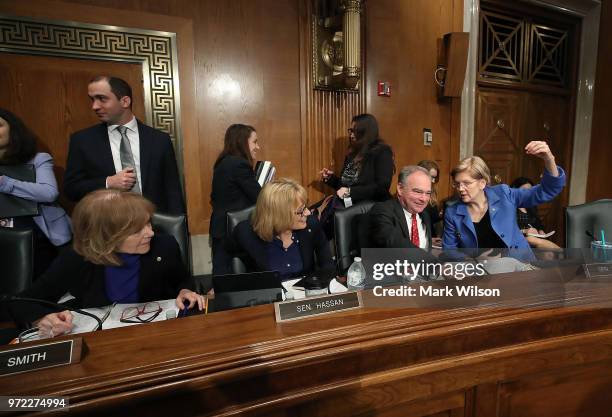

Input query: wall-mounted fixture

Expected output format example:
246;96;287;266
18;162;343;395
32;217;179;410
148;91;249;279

313;0;362;91
435;32;469;98
377;81;391;97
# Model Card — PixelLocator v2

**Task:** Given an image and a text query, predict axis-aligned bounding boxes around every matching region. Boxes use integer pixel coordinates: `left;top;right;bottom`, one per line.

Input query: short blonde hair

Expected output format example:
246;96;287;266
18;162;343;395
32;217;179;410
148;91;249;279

252;178;308;242
451;156;491;184
72;190;155;266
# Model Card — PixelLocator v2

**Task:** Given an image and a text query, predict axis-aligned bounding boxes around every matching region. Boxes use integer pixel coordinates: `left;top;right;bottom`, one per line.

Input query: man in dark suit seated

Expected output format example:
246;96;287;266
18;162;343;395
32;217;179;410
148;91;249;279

64;76;185;214
369;165;437;260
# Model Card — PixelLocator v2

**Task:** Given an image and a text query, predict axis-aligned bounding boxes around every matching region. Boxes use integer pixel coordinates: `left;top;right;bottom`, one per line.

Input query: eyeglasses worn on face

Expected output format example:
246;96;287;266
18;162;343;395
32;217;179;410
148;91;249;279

295;205;310;217
120;302;162;324
452;180;477;190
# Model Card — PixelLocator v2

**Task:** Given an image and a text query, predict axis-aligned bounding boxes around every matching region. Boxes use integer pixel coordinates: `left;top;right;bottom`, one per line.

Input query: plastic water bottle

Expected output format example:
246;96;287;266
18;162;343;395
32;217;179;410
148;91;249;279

347;257;366;290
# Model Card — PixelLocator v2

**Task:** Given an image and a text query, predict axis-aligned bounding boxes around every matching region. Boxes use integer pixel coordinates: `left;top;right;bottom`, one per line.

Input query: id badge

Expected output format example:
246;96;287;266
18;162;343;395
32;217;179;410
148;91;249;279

0;218;14;228
343;197;353;208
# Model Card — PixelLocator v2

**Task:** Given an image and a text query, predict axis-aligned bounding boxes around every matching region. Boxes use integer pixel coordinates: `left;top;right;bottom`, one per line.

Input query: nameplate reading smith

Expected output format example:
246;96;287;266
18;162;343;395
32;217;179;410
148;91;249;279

275;292;362;322
0;338;83;377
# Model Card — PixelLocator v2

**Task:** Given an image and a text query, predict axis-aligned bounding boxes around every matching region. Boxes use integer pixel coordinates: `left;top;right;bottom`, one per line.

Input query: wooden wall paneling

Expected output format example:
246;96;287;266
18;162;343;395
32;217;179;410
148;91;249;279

365;0;460;201
449;0;465;195
474;87;525;184
587;0;612;201
0;0;301;235
523;92;571;244
0;0;202;230
299;0;364;204
0;53;145;212
183;0;303;232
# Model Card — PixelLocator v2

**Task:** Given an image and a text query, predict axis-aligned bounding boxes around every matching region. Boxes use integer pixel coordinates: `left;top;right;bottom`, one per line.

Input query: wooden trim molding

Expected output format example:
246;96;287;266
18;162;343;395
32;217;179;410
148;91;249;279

0;0;203;232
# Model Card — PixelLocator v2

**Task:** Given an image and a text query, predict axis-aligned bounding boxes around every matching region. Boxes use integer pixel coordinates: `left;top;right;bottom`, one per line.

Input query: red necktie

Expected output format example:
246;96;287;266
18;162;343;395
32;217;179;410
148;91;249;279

411;214;420;247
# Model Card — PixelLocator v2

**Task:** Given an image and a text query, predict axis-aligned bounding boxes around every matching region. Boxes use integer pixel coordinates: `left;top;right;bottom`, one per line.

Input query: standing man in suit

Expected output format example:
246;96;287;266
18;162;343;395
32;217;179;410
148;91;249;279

64;76;185;214
369;165;435;250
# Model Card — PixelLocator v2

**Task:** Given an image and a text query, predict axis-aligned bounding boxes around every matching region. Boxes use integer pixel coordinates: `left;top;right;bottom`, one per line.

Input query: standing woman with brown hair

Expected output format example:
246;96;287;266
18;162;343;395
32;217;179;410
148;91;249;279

210;124;262;275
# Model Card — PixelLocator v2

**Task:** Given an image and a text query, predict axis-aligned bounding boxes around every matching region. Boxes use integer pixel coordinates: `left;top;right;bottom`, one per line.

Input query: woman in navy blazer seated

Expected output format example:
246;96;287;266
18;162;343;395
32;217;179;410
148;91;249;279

231;178;334;279
12;189;204;338
0;108;72;277
210;124;262;275
442;141;566;255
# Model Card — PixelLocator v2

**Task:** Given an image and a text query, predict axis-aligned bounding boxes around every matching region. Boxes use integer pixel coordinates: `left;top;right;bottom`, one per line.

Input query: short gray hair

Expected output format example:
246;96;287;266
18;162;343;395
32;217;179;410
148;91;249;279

398;165;431;185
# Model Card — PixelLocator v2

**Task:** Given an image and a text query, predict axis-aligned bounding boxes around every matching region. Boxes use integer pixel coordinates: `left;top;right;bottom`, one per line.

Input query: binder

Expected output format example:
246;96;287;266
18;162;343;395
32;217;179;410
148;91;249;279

254;160;276;186
0;164;39;218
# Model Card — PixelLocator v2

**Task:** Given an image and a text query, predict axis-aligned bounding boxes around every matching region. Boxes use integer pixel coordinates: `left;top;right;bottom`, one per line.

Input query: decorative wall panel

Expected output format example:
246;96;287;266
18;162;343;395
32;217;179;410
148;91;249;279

478;8;571;89
0;14;183;173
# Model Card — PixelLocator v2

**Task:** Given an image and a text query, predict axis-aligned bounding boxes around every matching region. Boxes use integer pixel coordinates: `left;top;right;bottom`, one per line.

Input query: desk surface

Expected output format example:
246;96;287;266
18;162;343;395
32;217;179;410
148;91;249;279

4;266;612;417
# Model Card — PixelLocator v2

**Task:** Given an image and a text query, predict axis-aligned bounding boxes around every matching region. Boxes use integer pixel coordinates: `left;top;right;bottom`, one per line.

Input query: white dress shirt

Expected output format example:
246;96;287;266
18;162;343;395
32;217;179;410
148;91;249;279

402;209;428;249
106;116;141;187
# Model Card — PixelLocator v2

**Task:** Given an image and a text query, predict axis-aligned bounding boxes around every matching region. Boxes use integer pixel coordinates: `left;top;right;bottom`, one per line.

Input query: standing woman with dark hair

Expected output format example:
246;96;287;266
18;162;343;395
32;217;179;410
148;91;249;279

320;113;394;203
318;114;394;238
210;124;261;275
0;109;71;278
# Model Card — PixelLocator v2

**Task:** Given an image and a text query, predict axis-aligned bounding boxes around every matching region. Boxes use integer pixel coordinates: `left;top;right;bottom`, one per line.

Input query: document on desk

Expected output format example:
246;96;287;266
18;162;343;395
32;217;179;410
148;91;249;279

69;299;179;334
527;230;555;238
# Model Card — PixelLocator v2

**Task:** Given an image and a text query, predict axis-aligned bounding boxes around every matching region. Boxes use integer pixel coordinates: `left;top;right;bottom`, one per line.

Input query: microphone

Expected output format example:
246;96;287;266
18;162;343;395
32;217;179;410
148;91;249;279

1;295;104;331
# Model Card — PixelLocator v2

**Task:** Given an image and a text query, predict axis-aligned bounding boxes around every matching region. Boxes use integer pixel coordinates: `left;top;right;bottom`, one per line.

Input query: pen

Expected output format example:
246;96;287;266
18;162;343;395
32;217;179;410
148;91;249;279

205;296;209;315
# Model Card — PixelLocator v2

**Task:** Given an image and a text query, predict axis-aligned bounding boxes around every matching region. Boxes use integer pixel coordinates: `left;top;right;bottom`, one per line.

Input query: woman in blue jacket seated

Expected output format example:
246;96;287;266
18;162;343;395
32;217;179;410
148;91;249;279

12;189;204;338
0;108;72;277
231;178;334;279
442;141;566;255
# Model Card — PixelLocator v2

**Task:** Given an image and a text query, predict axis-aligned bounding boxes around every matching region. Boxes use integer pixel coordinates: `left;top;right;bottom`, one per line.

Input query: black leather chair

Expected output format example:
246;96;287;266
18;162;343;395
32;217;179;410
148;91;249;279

151;212;191;274
0;228;34;295
334;201;375;274
566;199;612;248
226;205;255;274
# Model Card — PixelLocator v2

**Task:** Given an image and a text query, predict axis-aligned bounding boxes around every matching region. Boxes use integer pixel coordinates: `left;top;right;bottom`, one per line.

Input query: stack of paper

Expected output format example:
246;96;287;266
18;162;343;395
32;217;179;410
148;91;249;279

70;299;179;334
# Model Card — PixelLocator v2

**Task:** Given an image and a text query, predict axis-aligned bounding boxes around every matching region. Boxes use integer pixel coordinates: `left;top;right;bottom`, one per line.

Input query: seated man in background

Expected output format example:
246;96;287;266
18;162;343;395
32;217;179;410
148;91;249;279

369;166;438;263
8;189;203;338
64;76;185;214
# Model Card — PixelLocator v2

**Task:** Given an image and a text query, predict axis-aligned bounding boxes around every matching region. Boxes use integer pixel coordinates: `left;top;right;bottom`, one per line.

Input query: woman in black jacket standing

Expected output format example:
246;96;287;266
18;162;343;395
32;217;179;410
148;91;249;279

319;113;394;238
320;113;394;202
210;124;261;275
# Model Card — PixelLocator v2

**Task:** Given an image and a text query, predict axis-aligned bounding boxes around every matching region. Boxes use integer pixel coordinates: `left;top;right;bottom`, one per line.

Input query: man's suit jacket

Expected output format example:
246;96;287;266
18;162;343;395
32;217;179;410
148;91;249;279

370;197;433;249
210;155;261;239
11;234;194;324
230;215;334;274
64;121;185;214
369;198;439;265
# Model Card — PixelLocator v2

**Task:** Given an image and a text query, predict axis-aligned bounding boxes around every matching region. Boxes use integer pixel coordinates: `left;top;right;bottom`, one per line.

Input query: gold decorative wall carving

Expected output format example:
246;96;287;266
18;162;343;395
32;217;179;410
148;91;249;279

312;0;362;91
0;14;184;174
